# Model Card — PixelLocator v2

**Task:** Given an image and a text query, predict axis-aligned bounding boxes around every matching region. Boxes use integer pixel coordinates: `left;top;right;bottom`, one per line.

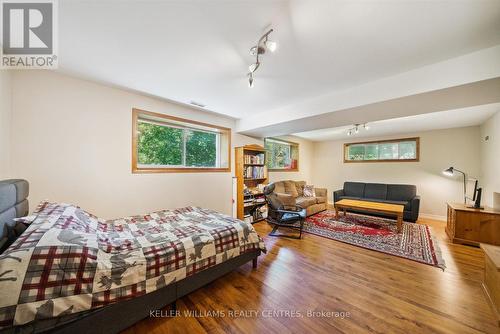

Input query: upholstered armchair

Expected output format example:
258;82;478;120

263;183;306;239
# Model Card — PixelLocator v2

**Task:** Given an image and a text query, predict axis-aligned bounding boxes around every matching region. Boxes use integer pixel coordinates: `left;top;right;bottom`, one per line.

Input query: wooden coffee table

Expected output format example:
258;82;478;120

334;199;405;233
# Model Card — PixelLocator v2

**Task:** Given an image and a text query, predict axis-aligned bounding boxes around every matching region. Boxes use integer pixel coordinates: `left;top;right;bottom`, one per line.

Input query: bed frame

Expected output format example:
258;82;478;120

0;179;29;253
0;179;260;334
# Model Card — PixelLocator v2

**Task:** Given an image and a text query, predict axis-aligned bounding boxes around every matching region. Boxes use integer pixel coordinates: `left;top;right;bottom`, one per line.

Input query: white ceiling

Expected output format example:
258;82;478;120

293;103;500;142
59;0;500;119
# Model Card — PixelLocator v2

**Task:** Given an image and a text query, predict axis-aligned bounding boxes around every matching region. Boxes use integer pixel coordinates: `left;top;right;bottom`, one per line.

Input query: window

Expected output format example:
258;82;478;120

344;138;419;163
132;109;231;173
264;138;299;171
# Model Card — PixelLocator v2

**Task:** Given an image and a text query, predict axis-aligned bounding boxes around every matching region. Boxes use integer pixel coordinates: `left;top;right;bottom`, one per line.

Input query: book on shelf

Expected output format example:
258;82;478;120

244;153;265;165
243;166;265;179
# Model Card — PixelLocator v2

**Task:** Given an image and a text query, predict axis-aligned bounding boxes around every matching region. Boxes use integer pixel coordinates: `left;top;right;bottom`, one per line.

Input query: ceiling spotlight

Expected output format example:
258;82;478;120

364;124;370;130
248;62;260;73
265;39;277;52
246;28;276;88
354;126;359;134
347;130;352;136
248;74;254;88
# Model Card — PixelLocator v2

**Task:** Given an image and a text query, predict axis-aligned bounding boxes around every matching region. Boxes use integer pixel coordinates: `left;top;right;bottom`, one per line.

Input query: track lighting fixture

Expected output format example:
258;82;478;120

247;29;277;87
347;123;370;136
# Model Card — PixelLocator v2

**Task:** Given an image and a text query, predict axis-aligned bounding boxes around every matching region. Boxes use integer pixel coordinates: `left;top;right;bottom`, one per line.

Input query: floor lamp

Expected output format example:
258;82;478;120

443;166;467;204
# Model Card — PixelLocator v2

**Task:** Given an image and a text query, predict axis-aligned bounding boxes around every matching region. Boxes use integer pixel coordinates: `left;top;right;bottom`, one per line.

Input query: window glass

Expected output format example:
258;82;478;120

348;144;365;160
344;138;418;162
399;141;417;160
185;129;217;167
265;138;299;170
133;109;230;172
364;144;379;160
138;122;183;166
379;143;398;160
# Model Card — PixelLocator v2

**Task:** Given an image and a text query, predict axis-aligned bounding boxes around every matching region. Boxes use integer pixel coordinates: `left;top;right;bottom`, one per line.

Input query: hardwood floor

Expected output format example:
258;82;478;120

123;216;500;334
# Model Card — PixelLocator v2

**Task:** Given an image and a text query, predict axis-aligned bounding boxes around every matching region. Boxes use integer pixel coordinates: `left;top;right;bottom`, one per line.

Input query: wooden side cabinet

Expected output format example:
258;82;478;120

481;244;500;326
446;203;500;246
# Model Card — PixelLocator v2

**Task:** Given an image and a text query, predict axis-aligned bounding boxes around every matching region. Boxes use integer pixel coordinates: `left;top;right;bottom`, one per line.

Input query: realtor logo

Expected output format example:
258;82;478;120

1;0;58;69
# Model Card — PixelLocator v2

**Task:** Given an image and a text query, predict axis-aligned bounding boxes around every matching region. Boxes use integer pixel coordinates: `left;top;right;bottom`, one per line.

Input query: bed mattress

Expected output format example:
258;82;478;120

0;201;266;329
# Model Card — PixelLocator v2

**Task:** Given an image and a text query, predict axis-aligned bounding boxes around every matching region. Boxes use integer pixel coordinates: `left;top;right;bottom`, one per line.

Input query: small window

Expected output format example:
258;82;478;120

265;138;299;171
344;138;419;163
132;109;231;173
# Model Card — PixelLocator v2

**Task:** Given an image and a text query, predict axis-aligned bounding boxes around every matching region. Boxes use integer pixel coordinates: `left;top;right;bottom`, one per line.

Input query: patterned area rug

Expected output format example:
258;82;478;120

304;210;445;270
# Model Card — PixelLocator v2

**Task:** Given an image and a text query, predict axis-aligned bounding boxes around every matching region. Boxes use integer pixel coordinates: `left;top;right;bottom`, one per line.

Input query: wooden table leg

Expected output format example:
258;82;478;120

335;206;339;219
343;208;347;216
397;214;403;233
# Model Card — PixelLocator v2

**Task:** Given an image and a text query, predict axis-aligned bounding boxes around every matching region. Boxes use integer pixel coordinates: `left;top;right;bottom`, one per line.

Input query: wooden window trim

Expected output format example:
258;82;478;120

343;137;420;163
265;137;300;172
132;108;231;173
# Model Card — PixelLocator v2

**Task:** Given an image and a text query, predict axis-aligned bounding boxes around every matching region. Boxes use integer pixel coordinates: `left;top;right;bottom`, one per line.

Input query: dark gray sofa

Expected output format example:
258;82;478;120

333;182;420;222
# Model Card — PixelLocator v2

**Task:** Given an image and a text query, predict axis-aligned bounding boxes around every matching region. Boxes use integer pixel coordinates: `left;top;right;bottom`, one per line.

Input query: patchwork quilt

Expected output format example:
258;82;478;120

0;201;266;329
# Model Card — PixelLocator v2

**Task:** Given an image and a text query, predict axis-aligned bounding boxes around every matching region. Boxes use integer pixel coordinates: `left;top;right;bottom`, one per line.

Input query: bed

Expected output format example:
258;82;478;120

0;179;265;334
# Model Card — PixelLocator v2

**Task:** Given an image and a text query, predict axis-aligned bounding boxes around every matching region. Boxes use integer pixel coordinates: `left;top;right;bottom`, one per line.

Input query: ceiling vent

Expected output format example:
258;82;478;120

190;101;206;108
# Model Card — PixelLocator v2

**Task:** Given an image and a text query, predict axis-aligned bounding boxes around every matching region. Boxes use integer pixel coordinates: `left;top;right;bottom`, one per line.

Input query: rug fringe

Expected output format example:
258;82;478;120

428;226;446;271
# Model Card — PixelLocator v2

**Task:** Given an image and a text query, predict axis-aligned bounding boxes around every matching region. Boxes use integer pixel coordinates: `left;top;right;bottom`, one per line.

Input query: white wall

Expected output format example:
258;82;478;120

0;71;12;179
10;71;247;218
7;71;315;219
311;127;481;218
480;110;500;207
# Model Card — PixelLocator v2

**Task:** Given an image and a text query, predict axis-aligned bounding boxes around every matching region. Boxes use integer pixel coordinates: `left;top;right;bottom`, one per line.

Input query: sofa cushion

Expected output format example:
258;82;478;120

364;183;388;200
296;196;317;208
316;196;327;204
360;198;407;206
295;181;306;196
337;196;361;201
273;181;285;194
387;184;416;201
274;193;296;208
315;188;327;198
284;181;298;197
360;198;411;211
343;182;365;197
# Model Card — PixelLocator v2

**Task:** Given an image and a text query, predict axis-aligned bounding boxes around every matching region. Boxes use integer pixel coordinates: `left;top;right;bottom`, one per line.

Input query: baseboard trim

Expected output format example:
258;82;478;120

419;213;446;222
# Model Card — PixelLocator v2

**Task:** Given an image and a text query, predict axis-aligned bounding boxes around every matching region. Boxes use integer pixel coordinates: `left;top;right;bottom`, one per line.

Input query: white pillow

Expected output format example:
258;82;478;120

303;185;316;197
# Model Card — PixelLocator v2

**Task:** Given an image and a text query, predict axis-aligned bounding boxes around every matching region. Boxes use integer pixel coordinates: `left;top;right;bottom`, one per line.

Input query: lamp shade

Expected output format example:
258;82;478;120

443;167;454;176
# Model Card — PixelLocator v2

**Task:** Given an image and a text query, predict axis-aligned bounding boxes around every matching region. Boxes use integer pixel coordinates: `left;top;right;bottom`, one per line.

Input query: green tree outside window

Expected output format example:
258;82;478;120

138;122;218;167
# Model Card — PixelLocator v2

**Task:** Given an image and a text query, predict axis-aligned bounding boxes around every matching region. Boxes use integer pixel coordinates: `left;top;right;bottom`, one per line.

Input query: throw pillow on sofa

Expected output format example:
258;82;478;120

303;185;316;197
283;181;299;197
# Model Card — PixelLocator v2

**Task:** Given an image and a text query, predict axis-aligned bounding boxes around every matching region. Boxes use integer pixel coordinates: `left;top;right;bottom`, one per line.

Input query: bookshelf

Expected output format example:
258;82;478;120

235;144;268;224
